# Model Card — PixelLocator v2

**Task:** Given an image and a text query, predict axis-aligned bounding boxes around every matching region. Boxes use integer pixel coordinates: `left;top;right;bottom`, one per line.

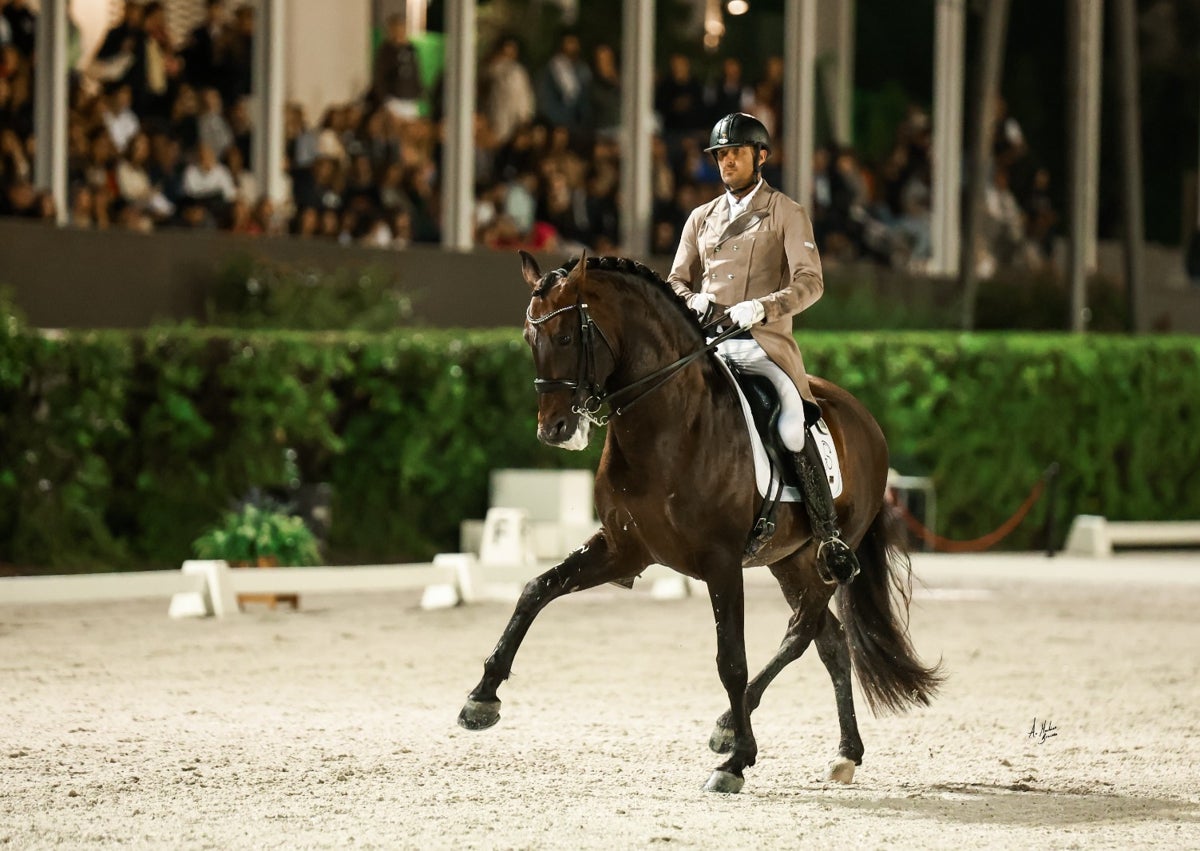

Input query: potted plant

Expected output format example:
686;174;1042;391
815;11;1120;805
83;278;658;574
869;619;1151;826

192;500;322;610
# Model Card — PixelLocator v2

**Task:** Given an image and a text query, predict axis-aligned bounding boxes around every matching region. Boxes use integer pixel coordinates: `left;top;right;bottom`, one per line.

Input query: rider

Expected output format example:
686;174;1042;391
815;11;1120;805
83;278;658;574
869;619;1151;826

666;112;859;584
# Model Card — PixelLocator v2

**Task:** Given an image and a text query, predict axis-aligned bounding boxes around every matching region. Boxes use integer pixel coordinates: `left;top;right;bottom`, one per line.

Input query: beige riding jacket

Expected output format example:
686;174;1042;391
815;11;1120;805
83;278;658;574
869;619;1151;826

667;181;823;404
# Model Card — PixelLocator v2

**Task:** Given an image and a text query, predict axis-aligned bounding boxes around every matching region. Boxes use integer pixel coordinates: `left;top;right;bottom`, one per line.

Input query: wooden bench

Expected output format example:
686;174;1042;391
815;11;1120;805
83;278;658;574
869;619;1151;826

1065;515;1200;557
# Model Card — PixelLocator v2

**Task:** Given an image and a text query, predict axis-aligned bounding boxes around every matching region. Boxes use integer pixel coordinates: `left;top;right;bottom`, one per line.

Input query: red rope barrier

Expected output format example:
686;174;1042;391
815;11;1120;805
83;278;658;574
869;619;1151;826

891;474;1048;553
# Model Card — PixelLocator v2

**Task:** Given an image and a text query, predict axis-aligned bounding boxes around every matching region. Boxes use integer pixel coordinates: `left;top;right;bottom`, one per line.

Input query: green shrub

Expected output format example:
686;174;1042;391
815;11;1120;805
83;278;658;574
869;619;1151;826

0;325;1195;572
192;501;321;566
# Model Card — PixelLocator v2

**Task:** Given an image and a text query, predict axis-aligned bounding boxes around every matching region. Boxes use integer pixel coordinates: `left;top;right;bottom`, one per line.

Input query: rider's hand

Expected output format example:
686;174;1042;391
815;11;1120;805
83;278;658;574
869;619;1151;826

728;299;766;329
687;292;715;319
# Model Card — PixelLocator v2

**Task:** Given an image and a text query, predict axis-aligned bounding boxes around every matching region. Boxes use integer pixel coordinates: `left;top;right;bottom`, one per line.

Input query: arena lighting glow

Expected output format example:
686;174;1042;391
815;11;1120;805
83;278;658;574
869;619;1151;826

727;0;750;15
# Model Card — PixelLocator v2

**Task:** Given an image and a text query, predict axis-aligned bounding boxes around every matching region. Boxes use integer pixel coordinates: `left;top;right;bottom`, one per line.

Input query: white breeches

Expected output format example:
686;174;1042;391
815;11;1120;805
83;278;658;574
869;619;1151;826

718;338;807;451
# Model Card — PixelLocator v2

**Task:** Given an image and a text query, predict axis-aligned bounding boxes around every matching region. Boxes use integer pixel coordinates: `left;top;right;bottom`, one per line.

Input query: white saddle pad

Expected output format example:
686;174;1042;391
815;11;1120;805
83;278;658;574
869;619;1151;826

713;356;843;502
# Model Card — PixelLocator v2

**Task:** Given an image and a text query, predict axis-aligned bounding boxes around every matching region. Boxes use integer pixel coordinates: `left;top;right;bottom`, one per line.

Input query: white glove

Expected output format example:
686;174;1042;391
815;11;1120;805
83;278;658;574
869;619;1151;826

728;299;766;329
687;292;714;318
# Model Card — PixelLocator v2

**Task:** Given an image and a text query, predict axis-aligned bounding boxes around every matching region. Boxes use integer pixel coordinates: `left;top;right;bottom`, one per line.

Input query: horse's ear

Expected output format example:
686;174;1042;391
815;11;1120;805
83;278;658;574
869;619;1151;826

519;250;542;290
565;249;588;288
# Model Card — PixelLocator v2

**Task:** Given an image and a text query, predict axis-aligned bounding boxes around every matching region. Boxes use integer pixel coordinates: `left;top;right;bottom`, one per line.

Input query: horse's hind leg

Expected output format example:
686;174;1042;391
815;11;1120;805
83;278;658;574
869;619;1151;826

815;609;864;783
458;533;640;730
710;550;829;754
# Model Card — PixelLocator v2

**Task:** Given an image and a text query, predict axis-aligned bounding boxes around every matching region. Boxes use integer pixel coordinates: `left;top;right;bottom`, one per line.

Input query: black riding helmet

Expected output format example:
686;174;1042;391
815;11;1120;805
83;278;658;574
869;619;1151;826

704;112;771;182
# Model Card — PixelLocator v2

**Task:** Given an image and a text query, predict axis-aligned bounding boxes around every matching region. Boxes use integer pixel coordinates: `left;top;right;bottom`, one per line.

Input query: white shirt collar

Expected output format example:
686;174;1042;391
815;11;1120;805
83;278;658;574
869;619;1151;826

725;178;763;218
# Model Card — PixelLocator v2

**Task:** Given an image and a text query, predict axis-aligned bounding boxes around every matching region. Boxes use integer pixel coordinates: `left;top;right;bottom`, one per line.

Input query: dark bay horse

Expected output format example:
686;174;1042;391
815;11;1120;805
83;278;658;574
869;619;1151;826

458;252;943;793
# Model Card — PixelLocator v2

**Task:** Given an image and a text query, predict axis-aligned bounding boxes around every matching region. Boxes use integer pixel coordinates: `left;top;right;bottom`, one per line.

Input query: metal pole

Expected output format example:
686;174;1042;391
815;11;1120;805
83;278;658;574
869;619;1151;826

33;0;68;225
1113;0;1145;332
251;0;287;204
619;0;654;257
959;0;1010;330
931;0;965;277
1067;0;1104;333
783;0;817;208
441;0;477;251
834;0;855;146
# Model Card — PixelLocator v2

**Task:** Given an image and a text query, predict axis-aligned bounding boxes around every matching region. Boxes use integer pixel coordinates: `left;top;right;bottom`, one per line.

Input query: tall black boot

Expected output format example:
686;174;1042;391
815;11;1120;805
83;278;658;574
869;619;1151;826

794;439;860;585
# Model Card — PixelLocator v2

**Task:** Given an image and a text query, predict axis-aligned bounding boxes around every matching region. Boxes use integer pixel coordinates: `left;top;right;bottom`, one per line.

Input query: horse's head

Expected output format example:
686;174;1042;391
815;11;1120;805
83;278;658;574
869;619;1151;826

520;249;615;451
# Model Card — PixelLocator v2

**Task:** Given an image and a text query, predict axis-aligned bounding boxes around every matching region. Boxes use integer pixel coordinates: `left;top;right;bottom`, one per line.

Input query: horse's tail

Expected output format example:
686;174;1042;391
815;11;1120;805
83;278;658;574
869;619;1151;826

838;503;944;716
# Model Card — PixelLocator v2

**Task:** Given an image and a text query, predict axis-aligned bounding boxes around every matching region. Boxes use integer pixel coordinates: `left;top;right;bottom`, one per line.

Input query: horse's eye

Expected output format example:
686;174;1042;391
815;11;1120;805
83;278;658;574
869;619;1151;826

556;334;572;346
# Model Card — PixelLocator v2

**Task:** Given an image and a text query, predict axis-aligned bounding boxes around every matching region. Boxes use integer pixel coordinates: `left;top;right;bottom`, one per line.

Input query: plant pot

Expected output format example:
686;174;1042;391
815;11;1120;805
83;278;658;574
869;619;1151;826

234;556;300;611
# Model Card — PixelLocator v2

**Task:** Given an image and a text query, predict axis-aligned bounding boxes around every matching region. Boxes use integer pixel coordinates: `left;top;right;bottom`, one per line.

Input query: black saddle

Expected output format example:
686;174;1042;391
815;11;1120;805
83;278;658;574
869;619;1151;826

728;369;822;491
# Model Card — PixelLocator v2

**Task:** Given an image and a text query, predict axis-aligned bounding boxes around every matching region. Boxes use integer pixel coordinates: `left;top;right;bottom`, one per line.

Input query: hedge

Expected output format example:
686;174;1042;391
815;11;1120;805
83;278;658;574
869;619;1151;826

1;316;1197;572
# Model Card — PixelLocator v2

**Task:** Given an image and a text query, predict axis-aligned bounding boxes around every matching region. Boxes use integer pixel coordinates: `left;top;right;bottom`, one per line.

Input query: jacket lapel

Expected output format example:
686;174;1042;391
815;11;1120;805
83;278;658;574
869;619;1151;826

714;183;774;247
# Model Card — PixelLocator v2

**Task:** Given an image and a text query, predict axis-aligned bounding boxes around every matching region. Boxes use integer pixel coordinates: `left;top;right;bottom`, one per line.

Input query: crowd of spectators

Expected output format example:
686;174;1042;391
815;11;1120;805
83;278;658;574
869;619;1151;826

0;0;1058;274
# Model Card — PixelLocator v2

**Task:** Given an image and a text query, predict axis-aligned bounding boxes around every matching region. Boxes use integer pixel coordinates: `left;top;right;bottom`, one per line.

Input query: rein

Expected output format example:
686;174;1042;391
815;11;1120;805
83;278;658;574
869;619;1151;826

527;299;744;427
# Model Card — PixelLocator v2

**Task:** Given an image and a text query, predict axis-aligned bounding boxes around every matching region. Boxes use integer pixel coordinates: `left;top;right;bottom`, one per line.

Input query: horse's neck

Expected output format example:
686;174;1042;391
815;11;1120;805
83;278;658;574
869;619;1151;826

607;318;735;460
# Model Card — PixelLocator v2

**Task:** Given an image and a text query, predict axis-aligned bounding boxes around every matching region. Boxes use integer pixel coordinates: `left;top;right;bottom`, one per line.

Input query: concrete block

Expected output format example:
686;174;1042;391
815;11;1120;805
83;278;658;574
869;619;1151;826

491;469;595;525
479;507;537;566
420;583;461;610
1065;515;1111;557
167;591;210;619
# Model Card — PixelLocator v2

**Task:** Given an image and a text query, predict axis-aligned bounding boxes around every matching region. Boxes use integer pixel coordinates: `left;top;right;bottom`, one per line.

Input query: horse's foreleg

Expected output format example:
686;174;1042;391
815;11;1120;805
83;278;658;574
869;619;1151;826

814;607;864;783
710;553;830;755
703;566;756;794
458;533;635;731
708;605;823;754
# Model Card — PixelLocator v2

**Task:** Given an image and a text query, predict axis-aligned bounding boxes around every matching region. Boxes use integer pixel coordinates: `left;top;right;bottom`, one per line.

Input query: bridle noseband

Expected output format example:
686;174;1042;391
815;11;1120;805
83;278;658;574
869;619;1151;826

526;296;743;428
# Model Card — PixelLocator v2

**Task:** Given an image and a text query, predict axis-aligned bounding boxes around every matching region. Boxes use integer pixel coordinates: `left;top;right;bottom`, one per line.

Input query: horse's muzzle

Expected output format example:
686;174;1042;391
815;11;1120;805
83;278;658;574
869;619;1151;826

538;416;591;451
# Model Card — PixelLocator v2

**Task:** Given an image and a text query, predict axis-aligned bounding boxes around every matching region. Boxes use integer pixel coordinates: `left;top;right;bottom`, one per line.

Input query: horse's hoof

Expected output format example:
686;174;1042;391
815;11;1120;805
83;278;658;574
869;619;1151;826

457;698;501;730
826;756;856;784
703;770;745;794
708;724;735;754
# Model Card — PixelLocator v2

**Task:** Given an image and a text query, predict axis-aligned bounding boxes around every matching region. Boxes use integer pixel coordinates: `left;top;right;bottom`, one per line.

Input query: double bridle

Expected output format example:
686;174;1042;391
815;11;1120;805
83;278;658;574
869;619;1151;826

526;298;743;427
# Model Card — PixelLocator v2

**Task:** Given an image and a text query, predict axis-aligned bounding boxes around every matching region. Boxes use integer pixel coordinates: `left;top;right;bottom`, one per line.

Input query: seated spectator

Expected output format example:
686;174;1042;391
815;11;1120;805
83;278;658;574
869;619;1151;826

68;184;98;228
228;96;252;165
482;35;535;146
536;32;591;133
705;57;749;124
224;145;257;205
147;131;186;209
197;87;234;158
116;131;174;220
101;84;140;154
182;142;236;210
170;85;201;152
589;44;621;140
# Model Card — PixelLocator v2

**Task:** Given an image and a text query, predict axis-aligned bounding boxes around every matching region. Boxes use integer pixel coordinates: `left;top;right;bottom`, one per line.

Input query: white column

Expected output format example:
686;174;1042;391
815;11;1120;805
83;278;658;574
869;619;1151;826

251;0;287;203
441;0;476;251
783;0;817;209
930;0;965;276
834;0;855;145
1067;0;1104;331
34;0;68;225
620;0;654;257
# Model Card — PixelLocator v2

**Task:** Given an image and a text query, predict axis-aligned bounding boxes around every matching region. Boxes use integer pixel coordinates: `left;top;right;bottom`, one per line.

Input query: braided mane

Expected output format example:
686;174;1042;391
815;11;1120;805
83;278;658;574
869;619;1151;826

533;255;704;340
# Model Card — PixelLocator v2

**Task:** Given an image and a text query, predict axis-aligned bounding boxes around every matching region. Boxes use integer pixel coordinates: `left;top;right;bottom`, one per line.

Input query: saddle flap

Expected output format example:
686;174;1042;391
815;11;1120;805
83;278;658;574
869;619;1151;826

728;370;800;489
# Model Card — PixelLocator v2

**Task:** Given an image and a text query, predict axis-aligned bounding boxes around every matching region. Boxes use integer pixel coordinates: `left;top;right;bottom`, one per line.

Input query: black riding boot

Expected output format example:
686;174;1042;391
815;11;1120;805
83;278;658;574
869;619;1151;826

794;439;860;585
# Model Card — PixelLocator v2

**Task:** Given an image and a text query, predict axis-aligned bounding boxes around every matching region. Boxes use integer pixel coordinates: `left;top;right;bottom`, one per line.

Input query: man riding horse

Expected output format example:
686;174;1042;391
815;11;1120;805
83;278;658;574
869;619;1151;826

667;112;859;584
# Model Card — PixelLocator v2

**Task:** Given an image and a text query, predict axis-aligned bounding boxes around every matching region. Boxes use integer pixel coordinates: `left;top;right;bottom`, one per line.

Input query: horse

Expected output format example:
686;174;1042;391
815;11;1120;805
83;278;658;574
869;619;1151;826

458;251;943;793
